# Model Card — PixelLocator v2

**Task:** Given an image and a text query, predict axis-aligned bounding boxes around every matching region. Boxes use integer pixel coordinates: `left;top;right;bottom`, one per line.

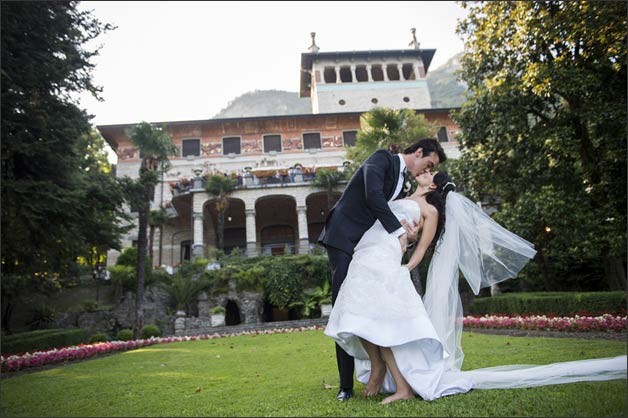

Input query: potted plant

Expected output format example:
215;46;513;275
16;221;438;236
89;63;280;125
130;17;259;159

289;295;318;318
312;281;333;317
210;306;226;327
290;281;333;319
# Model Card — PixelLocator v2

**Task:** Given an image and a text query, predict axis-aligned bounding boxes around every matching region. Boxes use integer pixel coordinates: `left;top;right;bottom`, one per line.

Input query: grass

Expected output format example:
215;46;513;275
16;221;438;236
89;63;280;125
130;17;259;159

1;330;626;417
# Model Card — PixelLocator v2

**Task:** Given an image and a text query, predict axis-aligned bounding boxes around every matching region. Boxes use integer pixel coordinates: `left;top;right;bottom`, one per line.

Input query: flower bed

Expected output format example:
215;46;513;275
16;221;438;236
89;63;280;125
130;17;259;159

4;316;627;373
464;314;627;333
1;326;324;373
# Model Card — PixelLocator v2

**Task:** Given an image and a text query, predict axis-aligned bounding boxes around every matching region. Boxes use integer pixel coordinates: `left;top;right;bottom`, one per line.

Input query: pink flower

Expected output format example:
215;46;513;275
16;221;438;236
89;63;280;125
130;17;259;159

463;314;627;333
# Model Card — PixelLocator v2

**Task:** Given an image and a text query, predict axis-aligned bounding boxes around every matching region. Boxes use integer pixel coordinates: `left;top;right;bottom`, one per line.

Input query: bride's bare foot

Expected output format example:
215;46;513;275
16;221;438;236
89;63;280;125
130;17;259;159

364;363;386;397
379;391;415;405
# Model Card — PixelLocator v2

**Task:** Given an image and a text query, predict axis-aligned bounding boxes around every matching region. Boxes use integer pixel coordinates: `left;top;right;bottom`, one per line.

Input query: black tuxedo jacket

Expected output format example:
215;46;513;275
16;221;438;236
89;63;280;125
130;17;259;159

318;149;407;255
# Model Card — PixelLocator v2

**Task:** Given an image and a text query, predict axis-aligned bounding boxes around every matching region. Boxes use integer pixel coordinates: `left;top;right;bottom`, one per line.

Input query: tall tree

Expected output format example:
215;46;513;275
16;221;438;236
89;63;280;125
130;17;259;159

205;175;237;250
454;1;627;289
76;130;133;276
0;2;129;332
126;122;176;337
1;1;115;277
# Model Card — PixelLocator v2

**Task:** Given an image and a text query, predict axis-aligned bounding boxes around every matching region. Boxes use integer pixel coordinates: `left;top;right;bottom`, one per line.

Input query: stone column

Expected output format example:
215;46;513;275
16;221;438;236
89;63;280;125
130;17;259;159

416;61;425;78
197;292;210;318
174;310;186;336
192;211;204;258
335;65;341;84
397;63;404;80
317;67;325;84
350;65;356;83
245;208;258;257
383;63;390;81
366;64;373;82
297;205;310;254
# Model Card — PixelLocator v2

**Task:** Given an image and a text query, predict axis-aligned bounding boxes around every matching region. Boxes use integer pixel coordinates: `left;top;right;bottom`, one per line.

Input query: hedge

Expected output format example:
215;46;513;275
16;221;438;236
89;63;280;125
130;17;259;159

1;328;90;356
466;291;627;316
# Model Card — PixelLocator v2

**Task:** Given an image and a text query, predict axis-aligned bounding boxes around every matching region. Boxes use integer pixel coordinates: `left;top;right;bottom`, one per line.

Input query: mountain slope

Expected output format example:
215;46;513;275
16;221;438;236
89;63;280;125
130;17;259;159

212;53;467;118
213;90;311;118
426;51;467;108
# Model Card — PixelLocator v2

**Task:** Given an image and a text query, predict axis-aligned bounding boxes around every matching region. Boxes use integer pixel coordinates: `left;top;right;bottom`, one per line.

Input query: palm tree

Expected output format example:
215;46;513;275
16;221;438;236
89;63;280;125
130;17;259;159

310;168;347;211
157;271;208;315
346;107;436;166
205;175;237;250
149;208;169;266
127;122;176;338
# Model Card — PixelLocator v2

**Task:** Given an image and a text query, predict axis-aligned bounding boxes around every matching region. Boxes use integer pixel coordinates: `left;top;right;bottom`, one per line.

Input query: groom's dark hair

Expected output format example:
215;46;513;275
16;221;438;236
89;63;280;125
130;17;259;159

403;138;447;163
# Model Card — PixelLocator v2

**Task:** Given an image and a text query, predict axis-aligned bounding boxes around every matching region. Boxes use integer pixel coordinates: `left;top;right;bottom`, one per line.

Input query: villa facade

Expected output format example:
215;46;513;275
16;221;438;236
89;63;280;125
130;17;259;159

98;32;461;267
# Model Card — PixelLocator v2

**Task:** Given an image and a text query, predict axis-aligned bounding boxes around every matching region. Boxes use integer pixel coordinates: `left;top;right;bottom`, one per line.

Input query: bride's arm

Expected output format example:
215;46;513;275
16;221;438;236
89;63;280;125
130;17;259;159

403;206;438;271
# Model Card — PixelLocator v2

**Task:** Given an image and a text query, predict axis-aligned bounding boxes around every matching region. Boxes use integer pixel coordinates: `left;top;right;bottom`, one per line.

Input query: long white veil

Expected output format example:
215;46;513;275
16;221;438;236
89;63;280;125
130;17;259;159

423;192;627;388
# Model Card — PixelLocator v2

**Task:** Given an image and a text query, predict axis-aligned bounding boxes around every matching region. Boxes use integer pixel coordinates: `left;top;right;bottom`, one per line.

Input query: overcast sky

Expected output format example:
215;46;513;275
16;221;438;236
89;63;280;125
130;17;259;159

77;1;469;127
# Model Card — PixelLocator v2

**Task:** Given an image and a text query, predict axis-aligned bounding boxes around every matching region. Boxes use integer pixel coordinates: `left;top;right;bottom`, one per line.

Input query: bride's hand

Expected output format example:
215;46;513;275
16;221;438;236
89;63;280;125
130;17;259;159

399;234;408;254
400;219;419;243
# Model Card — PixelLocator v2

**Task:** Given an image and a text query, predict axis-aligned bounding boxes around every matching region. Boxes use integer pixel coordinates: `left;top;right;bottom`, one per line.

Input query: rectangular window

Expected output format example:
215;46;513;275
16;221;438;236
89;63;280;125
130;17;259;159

222;137;241;155
343;131;357;147
180;240;191;262
182;139;201;157
263;134;282;153
437;127;449;143
303;132;322;150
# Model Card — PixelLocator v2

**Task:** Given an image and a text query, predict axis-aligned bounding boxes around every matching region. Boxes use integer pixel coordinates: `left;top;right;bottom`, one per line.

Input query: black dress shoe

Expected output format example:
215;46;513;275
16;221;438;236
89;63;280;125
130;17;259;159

337;388;354;401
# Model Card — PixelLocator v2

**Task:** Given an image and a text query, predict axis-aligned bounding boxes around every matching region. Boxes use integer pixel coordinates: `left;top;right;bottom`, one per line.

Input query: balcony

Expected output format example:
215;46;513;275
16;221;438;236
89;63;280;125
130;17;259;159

169;163;348;196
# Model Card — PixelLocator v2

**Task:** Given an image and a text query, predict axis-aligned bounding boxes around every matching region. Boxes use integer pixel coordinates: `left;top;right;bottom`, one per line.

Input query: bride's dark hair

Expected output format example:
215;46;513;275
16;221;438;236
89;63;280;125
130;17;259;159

425;171;455;250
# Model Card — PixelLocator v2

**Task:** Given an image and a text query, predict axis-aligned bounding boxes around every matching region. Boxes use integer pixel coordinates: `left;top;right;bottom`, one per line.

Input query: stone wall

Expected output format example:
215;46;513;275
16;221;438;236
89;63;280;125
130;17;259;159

53;286;175;337
197;279;264;325
50;281;270;338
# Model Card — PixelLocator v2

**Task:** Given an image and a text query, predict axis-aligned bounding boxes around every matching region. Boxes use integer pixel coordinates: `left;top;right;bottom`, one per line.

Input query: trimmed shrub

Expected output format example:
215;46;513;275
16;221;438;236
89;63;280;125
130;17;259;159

467;291;627;316
88;333;108;343
116;329;134;341
1;328;89;356
140;325;161;339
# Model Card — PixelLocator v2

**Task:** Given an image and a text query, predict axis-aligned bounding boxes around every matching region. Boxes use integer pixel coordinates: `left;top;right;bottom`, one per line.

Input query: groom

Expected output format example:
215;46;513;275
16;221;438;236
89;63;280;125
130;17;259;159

318;138;447;401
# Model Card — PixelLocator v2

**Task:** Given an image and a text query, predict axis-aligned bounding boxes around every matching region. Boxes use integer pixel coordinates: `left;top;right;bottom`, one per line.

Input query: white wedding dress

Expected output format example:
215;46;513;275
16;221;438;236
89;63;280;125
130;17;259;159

324;198;627;401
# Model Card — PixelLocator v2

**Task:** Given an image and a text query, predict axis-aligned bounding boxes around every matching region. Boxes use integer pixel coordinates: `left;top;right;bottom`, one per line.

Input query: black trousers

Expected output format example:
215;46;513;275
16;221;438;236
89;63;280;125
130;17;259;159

326;246;354;390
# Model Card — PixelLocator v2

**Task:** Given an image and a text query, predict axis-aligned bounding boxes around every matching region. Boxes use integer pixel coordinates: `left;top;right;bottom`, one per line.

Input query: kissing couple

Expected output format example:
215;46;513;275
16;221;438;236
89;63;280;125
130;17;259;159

318;138;626;404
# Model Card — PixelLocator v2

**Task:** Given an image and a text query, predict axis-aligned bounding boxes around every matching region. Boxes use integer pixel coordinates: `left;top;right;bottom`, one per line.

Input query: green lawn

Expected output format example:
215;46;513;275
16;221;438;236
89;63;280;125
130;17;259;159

1;330;626;417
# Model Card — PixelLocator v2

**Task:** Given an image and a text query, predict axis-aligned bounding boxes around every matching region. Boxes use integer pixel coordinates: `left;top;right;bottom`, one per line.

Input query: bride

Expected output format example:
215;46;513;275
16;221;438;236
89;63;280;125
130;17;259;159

324;171;627;404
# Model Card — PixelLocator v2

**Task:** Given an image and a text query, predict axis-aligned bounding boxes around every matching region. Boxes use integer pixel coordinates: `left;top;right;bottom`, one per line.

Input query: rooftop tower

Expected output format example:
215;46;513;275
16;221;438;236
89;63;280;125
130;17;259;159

299;29;436;114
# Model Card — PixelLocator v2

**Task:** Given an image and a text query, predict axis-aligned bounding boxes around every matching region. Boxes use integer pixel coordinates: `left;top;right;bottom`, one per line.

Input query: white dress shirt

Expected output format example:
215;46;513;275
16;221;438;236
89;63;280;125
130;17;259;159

390;154;407;238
